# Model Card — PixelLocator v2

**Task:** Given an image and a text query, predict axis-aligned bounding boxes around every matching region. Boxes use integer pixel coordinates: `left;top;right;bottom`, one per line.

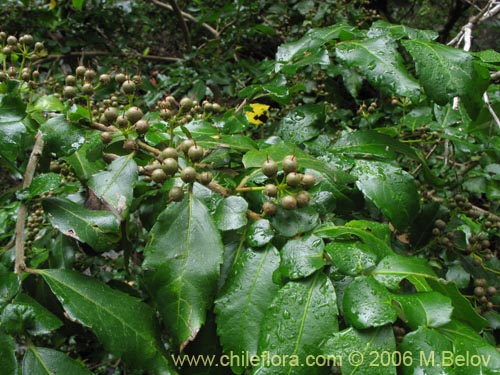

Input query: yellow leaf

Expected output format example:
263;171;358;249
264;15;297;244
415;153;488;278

246;103;270;125
49;0;57;10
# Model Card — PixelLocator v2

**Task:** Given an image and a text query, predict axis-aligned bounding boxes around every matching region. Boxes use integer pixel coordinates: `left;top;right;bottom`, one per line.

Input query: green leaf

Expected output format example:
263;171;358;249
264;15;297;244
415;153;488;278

16;173;61;200
43;197;121;252
315;222;393;260
368;20;438;41
72;0;84;10
9;293;63;335
40;115;85;156
332;130;419;160
402;40;489;111
279;235;325;280
343;276;397;329
22;346;93;375
88;154;137;218
143;195;224;349
197;134;257;152
426;278;487;331
271;205;319;238
215;246;280;372
400;327;454;375
0;271;20;308
214;196;248;231
0;89;28;161
31;95;64;113
352;160;420;231
253;272;338;375
335;37;420;99
39;269;177;374
0;334;18;375
393;292;453;330
322;326;397;375
278;104;324;143
325;240;378;276
246;219;274;248
437;321;500;374
64;131;105;181
276;24;358;72
371;254;436;289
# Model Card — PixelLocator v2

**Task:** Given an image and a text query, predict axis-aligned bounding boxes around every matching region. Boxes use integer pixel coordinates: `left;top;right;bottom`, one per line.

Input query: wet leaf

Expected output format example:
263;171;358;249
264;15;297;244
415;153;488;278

278;104;324;143
215;246;280;373
279;235;325;280
22;346;96;374
352;160;420;231
0;272;20;309
215;196;248;231
393;292;453;330
31;95;64;113
271;205;319;237
343;276;397;329
335;37;420;100
325;240;378;276
372;254;436;289
39;269;176;374
16;173;61;201
0;88;28;161
143;195;224;349
246;219;274;247
40;115;85;156
0;333;17;375
253;272;338;375
43;197;121;251
88;154;137;217
322;325;397;375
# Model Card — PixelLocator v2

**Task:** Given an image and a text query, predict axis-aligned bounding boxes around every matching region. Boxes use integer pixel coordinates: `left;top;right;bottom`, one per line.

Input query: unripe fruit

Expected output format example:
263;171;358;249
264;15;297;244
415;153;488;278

121;80;136;95
180;167;197;183
434;219;446;229
264;184;278;197
286;172;302;187
212;103;222;112
282;155;298;173
100;132;113;144
262;159;278;177
84;69;96;81
487;286;497;296
198;171;213;185
123;139;137;152
151;168;167;183
63;85;77;99
132;74;142;85
281;195;297;210
262;201;277;215
188;145;204;162
99;74;111;85
474;286;486;297
181;139;195;153
81;83;93;96
115;73;127;85
160;108;173;119
161;147;178;160
65;75;77;86
2;46;12;55
135;119;149;134
126;106;143;124
296;190;311;207
75;65;86;78
116;115;128;128
6;35;17;46
169;186;184;202
162;158;178;175
20;34;33;45
103;107;119;123
180;97;194;110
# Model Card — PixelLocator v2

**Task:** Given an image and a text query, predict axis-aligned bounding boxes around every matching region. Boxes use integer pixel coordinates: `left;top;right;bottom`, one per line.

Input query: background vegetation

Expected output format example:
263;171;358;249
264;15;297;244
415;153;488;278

1;0;499;374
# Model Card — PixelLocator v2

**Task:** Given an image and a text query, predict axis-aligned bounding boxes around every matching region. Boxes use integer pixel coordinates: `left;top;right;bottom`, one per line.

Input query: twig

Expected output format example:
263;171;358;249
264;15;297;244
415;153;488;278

411;141;441;176
15;131;45;274
483;92;500;130
136;140;162;156
33;51;183;65
150;0;220;39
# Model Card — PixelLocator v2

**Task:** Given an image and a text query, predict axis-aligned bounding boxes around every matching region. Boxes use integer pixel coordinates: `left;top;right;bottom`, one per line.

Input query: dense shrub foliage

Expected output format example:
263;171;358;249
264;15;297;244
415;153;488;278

1;1;499;374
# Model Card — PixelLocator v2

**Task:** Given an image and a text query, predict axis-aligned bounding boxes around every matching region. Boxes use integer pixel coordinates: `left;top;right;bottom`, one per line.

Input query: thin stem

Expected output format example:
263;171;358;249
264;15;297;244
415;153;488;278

15;131;44;274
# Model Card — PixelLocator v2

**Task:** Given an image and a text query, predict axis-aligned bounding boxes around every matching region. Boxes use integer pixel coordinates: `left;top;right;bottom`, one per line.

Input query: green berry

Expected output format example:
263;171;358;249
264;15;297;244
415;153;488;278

151;168;167;183
301;173;316;189
180;97;194;110
281;195;297;210
188;145;204;162
282;155;298;173
104;107;119;123
262;201;277;216
123;139;137;152
161;147;178;160
169;186;184;201
180;167;197;183
162;158;178;175
126;106;143;124
135;119;149;134
198;171;213;185
63;85;77;99
296;191;311;207
115;73;127;85
264;184;278;197
262;159;278;177
121;80;136;95
100;132;113;144
286;172;302;187
180;139;195;153
75;65;86;78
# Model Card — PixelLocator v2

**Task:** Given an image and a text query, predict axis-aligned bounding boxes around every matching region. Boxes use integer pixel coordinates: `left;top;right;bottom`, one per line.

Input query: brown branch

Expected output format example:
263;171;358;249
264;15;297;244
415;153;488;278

136;140;162;156
15;131;44;274
150;0;219;40
33;50;183;65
